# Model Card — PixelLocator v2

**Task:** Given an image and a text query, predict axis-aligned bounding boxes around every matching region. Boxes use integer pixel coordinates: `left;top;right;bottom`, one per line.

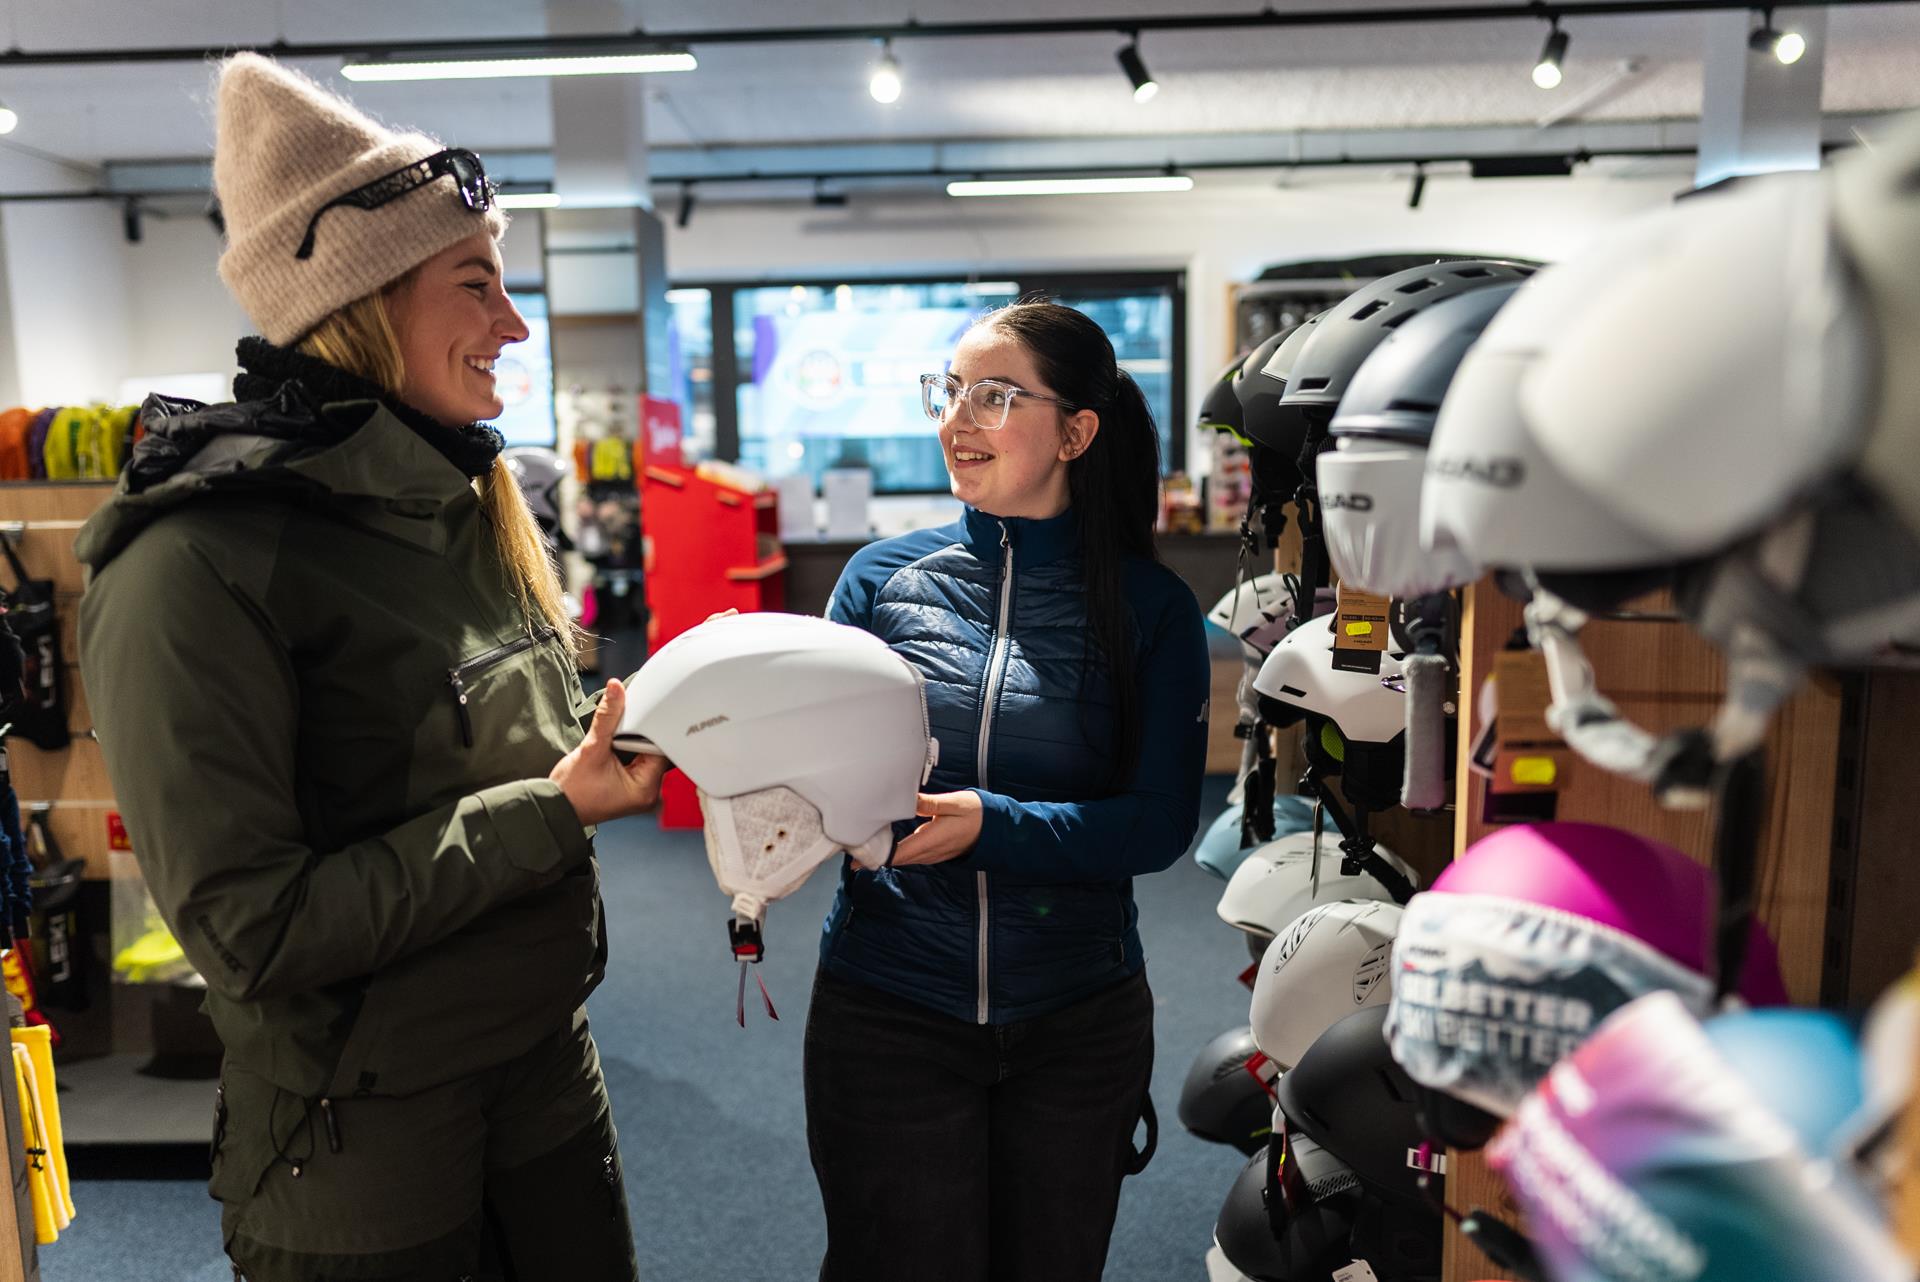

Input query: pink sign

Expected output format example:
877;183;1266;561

638;394;683;469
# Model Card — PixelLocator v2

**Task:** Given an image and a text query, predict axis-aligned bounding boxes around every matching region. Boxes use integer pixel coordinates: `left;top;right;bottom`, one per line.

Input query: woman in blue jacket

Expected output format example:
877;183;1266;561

808;301;1211;1281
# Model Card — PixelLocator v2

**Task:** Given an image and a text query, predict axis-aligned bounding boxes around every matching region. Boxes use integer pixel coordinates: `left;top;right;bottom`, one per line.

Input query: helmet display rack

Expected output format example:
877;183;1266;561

1433;581;1866;1282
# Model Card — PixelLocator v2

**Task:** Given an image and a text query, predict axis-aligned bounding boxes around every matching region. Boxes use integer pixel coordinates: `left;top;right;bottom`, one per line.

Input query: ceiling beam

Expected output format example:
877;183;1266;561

0;0;1912;68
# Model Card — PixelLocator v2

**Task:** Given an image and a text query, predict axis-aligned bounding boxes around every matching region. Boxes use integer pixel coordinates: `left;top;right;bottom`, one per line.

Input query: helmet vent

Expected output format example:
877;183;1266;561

1387;398;1439;413
1381;309;1420;329
1450;266;1494;279
1295;378;1330;392
1395;276;1441;295
1350;300;1390;321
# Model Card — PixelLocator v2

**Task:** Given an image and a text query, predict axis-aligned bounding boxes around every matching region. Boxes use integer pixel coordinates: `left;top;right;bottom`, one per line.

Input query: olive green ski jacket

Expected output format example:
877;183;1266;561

75;390;602;1100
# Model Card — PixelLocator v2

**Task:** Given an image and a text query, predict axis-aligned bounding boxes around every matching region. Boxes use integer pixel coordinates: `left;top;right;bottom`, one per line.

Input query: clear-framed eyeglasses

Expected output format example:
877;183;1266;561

919;373;1078;431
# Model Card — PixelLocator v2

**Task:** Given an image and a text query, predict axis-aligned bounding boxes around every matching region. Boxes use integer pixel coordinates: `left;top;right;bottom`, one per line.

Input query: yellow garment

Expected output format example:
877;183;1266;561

42;407;82;480
12;1044;56;1244
113;923;190;984
590;435;634;483
12;1027;70;1222
100;405;136;478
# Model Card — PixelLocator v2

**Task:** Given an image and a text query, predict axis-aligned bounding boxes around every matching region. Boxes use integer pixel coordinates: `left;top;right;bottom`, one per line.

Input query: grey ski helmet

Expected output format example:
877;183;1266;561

1331;282;1524;445
1282;261;1534;422
1179;1025;1278;1155
1237;318;1321;463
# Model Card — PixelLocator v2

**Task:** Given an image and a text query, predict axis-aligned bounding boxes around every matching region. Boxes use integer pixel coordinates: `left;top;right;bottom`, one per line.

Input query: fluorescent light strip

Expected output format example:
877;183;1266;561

947;175;1193;197
496;192;563;209
341;51;696;82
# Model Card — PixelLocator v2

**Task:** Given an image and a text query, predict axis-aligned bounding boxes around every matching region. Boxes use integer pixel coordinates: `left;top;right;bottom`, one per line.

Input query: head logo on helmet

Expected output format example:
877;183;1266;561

1427;454;1526;487
1323;492;1376;512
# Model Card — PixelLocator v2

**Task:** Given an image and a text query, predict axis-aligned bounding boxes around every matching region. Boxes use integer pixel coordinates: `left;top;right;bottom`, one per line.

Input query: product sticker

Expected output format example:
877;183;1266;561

1383;891;1715;1119
1491;650;1569;796
1490;992;1912;1282
1332;584;1390;674
1332;1261;1380;1282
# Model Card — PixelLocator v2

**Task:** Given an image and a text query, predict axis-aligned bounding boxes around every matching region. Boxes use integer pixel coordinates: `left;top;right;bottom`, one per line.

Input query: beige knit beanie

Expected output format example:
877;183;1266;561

213;53;508;346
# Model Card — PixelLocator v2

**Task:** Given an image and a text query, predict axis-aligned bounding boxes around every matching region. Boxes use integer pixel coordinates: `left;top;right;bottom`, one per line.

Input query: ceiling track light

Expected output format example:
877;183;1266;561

1408;165;1427;209
869;39;902;104
1533;21;1569;89
1116;34;1159;103
0;100;17;135
1747;9;1807;64
676;183;696;229
340;49;695;82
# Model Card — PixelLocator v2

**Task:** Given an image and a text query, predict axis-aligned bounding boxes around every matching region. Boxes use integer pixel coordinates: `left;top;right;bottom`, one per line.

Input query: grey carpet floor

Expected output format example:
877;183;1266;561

44;774;1252;1281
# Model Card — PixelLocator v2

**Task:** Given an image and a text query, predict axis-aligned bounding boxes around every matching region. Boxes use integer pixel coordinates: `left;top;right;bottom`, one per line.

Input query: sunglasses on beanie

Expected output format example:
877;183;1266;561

294;147;495;261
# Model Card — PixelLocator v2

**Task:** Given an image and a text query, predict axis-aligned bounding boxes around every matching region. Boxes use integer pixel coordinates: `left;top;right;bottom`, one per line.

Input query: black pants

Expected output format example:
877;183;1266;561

804;968;1156;1282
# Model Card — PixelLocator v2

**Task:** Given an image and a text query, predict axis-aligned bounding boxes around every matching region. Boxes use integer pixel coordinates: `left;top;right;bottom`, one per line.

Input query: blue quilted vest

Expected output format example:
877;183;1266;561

820;506;1210;1025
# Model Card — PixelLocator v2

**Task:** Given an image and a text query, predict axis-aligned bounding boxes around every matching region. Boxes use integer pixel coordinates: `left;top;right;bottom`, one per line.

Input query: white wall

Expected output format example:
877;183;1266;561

664;167;1689;472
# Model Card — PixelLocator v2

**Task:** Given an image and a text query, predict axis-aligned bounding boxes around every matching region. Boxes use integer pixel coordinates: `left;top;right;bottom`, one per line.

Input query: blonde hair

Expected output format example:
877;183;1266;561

299;283;579;647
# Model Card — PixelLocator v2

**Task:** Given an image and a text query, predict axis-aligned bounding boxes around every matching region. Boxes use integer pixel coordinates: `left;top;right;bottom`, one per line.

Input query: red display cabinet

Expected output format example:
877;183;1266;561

637;398;786;827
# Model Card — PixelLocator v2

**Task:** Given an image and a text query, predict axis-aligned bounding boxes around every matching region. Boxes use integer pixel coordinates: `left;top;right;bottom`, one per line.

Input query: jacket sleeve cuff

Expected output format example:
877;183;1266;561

479;779;595;875
964;788;1017;870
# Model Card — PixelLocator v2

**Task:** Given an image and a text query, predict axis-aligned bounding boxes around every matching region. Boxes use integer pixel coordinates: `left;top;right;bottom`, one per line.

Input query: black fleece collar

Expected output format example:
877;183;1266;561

233;337;504;480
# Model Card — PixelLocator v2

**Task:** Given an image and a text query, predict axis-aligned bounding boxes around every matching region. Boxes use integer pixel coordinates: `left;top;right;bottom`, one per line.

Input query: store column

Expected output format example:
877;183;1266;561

1695;5;1828;186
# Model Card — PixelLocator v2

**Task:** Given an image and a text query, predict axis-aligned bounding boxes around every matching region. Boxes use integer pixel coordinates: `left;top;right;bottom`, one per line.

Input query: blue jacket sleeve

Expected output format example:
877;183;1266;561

963;580;1211;882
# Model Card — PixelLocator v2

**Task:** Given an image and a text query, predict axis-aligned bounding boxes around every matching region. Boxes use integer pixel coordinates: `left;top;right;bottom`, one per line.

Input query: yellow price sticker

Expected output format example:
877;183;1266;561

1509;756;1559;787
1343;621;1374;638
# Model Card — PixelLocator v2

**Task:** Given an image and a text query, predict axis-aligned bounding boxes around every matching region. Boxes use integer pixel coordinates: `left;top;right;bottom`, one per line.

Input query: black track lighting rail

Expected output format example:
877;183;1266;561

0;144;1737;205
0;0;1910;68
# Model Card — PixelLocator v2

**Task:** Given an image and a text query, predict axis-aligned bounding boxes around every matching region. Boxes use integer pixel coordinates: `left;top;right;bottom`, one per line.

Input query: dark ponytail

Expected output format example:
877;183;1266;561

983;301;1162;786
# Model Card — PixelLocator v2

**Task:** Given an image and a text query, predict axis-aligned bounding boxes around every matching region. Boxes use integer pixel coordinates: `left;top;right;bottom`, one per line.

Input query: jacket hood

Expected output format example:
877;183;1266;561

75;343;500;575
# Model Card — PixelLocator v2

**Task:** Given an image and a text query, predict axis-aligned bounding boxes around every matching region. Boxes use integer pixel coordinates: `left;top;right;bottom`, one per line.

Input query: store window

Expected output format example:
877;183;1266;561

670;273;1183;494
664;287;716;462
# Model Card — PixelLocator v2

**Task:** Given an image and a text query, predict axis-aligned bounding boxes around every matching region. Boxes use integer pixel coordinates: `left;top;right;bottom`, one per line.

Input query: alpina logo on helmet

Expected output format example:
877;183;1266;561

1323;492;1375;512
1429;455;1525;487
685;714;730;736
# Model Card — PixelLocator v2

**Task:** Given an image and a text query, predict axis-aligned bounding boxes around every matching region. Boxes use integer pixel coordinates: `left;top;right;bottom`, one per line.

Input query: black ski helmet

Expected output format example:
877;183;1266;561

1214;1134;1362;1282
1276;1005;1436;1206
1201;352;1252;443
1330;282;1524;445
1349;1187;1445;1282
1179;1025;1277;1156
1282;261;1535;425
1237;318;1320;463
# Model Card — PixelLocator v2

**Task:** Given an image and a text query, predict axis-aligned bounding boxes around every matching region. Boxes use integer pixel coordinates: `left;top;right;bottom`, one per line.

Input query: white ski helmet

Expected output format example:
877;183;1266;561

1321;283;1521;597
616;613;936;926
1207;573;1298;664
1216;830;1415;944
1420;211;1684;574
1250;899;1403;1071
1252;614;1407;745
1834;111;1920;545
1521;169;1873;561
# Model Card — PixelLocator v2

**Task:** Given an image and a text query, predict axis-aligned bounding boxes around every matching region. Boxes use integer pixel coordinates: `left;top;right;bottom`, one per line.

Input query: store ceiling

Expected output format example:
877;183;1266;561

1;0;1916;172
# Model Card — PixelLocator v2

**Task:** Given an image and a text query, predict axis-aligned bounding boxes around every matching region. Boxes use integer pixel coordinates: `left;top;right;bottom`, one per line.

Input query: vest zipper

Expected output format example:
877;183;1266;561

446;626;559;748
974;522;1014;1025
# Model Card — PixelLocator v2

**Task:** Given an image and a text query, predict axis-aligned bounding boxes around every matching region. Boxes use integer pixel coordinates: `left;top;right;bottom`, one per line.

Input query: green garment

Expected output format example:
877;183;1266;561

76;395;601;1101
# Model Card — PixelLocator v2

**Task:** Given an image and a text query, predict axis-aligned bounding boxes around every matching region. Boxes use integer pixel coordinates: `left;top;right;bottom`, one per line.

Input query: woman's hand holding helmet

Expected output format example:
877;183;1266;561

549;678;668;826
889;791;985;867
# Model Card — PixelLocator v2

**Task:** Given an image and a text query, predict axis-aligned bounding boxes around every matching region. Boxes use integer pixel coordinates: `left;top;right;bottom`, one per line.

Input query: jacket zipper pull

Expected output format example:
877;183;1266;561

448;672;475;747
320;1098;342;1154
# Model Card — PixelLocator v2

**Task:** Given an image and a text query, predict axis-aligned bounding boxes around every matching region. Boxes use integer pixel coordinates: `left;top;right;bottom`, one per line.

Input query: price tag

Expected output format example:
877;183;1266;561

1332;584;1391;675
1333;1262;1380;1282
1490;650;1569;796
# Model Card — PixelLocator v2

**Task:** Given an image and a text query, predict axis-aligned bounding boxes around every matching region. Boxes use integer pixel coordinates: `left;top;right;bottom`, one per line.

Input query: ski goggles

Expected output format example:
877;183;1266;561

295;148;495;261
1384;890;1715;1121
1491;992;1909;1282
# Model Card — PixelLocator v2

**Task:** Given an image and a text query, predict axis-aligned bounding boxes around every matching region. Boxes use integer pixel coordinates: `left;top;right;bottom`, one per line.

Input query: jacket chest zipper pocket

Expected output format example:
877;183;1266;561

447;626;558;748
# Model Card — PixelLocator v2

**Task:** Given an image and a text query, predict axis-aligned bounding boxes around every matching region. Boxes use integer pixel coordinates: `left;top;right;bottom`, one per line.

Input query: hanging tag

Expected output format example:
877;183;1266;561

1490;650;1569;797
736;961;748;1028
1240;1049;1280;1100
1333;1262;1380;1282
755;969;780;1022
1308;801;1324;899
1238;960;1260;991
1332;584;1390;675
